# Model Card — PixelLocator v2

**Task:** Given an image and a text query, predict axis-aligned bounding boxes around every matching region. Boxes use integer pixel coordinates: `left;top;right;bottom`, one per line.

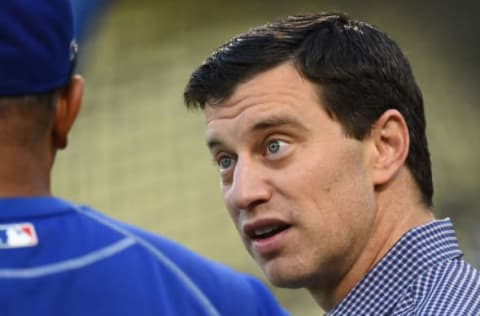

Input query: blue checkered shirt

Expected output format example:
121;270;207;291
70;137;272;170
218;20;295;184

328;218;480;315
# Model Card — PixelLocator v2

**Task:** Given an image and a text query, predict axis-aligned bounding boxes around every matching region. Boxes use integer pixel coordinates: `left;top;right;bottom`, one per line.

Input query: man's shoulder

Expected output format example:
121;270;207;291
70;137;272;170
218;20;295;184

77;206;289;316
396;258;480;315
77;206;244;278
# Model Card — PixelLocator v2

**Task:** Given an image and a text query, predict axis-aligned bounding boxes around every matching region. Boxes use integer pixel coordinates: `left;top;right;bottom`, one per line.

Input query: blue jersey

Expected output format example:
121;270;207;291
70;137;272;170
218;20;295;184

0;197;289;316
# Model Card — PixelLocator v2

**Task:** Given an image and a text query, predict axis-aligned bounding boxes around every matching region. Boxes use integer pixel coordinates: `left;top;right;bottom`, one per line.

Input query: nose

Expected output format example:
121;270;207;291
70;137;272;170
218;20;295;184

224;157;271;212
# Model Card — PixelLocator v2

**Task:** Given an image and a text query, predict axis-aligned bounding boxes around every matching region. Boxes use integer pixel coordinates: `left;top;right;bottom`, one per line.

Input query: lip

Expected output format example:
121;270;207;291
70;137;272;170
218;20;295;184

243;218;291;256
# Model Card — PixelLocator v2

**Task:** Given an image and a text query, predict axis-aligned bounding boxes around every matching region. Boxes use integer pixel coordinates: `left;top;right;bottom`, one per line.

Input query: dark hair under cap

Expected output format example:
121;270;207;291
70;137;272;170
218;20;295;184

0;0;78;96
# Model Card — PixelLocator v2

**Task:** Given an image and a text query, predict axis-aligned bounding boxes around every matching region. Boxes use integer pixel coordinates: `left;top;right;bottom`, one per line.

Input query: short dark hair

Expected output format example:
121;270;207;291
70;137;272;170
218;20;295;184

0;92;56;146
184;12;433;207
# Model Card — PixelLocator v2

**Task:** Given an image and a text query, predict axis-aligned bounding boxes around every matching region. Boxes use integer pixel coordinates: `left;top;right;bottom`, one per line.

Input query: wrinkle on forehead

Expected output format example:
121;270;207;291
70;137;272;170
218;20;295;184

204;63;312;124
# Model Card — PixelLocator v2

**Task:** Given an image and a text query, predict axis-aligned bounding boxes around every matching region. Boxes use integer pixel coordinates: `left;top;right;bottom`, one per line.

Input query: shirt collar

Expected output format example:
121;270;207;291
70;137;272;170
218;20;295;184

328;218;463;315
0;196;75;219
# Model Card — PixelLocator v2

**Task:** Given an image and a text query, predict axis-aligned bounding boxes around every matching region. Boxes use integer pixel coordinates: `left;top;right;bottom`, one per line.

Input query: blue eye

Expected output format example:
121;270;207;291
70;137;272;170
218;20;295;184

218;155;233;170
265;139;290;159
267;140;281;154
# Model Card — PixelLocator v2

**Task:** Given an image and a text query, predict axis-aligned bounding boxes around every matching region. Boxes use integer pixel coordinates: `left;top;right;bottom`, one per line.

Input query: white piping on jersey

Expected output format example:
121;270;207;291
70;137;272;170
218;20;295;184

75;207;221;316
0;237;135;278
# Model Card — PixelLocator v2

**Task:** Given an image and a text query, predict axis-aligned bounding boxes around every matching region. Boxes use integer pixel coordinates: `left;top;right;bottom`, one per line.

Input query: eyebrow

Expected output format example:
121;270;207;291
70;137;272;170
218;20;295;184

251;116;306;132
206;139;223;151
206;115;307;150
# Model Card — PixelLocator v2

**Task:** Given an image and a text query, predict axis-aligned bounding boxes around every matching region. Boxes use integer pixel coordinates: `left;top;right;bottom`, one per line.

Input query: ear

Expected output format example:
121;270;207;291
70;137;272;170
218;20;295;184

52;75;84;149
368;109;409;186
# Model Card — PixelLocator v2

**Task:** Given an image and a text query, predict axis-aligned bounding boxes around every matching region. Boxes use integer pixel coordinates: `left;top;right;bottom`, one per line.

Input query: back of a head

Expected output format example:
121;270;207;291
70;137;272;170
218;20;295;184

185;12;433;207
0;0;77;145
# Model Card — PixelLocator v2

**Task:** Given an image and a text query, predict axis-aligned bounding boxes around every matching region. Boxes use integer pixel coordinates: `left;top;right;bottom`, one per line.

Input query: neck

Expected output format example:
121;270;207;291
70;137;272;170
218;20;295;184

0;146;51;197
310;168;435;311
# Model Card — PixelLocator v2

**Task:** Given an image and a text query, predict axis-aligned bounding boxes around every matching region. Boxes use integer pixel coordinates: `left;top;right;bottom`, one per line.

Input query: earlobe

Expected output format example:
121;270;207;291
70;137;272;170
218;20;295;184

53;75;84;149
369;109;409;186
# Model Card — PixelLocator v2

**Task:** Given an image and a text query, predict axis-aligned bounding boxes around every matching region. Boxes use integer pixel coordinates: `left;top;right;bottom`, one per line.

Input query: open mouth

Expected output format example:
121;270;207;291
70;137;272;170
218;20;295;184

246;223;290;240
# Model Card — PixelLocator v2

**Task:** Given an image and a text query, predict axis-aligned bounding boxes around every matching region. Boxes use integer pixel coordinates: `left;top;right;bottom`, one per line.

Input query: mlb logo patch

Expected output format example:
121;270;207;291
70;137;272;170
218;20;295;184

0;223;38;249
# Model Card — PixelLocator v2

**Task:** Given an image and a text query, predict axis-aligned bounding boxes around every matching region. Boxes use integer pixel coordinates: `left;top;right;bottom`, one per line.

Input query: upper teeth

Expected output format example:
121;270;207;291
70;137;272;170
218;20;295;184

255;226;276;236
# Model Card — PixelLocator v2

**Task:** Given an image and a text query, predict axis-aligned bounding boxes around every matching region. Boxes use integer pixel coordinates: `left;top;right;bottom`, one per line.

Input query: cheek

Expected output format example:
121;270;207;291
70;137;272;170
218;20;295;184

319;161;376;244
221;185;233;211
284;145;374;227
222;189;243;229
275;157;338;207
224;199;238;222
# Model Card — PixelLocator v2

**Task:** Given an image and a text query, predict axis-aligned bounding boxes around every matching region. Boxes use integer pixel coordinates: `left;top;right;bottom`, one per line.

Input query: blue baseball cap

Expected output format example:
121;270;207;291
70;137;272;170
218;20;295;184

0;0;78;96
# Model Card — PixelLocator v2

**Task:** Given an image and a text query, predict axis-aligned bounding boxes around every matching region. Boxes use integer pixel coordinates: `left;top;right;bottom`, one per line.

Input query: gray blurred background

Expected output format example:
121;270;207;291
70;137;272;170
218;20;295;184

54;0;479;314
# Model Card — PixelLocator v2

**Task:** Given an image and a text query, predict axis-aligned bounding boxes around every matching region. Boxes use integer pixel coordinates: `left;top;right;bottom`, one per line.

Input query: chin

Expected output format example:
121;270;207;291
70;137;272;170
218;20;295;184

267;272;311;289
262;259;312;289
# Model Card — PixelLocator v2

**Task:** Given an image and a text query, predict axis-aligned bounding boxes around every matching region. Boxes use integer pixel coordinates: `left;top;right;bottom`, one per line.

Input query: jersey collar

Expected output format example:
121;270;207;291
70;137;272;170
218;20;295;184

0;196;75;219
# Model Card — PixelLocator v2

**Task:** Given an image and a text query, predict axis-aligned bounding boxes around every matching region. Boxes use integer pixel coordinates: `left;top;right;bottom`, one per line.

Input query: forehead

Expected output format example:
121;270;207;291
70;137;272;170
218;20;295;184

204;62;322;122
204;63;332;147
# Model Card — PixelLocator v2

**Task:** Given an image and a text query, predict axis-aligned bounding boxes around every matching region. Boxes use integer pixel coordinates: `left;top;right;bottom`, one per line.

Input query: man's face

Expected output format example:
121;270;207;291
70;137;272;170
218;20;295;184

204;63;377;291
